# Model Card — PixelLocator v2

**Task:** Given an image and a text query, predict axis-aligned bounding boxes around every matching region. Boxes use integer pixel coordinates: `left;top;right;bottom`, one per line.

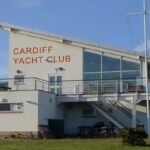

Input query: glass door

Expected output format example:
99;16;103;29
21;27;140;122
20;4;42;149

49;75;62;95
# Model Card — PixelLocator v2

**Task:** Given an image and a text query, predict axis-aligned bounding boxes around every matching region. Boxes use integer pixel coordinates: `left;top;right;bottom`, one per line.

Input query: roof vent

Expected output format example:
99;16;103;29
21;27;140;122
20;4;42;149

11;28;20;33
63;39;72;45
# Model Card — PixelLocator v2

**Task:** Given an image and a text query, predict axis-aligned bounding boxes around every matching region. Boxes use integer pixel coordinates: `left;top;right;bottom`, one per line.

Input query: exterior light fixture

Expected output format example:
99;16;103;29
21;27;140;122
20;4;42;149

16;70;23;74
54;67;66;72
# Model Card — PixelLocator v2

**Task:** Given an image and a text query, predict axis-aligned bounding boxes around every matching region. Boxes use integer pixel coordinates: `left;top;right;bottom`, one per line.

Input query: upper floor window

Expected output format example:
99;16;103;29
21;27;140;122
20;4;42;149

14;75;24;84
83;73;101;81
122;60;140;71
102;56;120;71
0;103;23;112
83;51;101;72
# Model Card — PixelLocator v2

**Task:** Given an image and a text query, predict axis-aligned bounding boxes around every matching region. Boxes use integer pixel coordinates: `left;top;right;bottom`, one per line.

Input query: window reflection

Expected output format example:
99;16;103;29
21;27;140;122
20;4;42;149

83;51;101;72
122;60;140;70
103;56;120;71
83;50;141;81
102;72;120;80
122;71;140;79
84;73;101;81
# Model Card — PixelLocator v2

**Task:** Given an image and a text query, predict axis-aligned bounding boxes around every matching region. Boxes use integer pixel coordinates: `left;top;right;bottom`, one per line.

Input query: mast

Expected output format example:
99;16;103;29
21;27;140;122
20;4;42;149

143;0;150;137
127;0;150;136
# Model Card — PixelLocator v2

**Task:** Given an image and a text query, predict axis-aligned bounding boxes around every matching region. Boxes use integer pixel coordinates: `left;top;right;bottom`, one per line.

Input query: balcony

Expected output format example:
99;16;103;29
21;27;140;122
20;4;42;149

0;77;147;96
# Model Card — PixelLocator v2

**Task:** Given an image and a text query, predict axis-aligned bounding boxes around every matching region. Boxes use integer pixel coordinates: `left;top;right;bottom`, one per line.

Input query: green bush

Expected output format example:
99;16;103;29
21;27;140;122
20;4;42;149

119;127;147;146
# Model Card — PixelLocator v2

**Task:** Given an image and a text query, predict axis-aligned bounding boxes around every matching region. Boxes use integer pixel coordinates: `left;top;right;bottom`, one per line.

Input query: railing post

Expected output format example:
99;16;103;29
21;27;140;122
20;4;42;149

116;80;118;93
76;82;79;95
97;80;99;95
120;79;122;93
42;82;44;91
101;80;103;94
48;81;49;92
35;79;37;90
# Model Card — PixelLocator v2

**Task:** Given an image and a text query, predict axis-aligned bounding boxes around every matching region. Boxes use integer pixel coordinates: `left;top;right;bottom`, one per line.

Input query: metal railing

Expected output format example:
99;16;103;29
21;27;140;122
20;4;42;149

0;77;147;95
0;77;49;92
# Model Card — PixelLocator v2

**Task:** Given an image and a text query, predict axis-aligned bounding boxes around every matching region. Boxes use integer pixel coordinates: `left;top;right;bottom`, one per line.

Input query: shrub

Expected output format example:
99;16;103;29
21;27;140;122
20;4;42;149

119;127;147;146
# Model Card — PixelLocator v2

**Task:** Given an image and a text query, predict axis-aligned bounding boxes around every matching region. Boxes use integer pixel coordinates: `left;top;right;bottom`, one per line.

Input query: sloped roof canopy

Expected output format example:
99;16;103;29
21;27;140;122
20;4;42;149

0;22;145;61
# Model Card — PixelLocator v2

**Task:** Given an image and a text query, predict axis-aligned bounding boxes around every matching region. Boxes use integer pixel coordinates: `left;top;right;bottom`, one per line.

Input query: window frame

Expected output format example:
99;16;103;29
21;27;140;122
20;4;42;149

14;75;25;85
0;103;24;112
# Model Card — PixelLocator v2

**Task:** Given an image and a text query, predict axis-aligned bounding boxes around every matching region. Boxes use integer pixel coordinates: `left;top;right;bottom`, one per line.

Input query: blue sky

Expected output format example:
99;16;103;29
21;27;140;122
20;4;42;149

0;0;150;77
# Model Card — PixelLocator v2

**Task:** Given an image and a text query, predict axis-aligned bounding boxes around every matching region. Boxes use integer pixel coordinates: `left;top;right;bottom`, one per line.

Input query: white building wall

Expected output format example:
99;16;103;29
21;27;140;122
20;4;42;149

0;91;39;132
9;32;83;81
38;91;65;126
64;103;110;134
38;91;56;125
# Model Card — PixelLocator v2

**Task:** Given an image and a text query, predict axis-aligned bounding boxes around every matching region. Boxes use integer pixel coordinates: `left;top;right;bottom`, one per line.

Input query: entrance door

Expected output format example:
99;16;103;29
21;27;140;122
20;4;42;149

49;75;62;95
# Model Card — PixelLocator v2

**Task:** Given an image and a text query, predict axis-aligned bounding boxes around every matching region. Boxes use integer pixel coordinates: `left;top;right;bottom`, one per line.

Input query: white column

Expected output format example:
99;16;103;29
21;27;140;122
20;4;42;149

132;95;137;128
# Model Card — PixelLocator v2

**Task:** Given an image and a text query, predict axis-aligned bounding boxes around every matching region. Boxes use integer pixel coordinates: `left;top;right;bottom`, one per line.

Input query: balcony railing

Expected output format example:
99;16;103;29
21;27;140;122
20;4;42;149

0;77;147;95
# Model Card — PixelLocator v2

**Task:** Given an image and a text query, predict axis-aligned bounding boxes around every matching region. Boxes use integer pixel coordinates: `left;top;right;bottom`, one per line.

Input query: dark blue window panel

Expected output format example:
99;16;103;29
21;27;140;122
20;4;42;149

102;72;120;80
83;51;101;72
122;60;140;70
84;73;101;81
102;56;120;71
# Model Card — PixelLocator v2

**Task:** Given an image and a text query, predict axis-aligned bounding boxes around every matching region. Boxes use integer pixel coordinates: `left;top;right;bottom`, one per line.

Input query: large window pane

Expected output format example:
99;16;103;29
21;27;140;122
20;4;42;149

50;76;55;85
102;56;120;71
122;71;140;79
102;72;120;80
122;60;140;70
57;76;62;85
83;51;101;72
84;73;101;81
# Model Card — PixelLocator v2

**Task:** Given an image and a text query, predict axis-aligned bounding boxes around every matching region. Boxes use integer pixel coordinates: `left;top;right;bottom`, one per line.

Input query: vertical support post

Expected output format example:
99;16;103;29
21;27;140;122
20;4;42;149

97;80;99;95
48;81;49;92
101;79;103;94
42;81;44;91
116;80;118;93
132;95;137;128
35;79;37;90
143;0;150;137
120;79;123;93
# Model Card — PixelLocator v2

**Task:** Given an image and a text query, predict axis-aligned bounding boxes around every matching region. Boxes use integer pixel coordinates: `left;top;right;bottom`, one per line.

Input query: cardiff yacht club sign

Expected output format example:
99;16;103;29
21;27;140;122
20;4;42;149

13;46;71;64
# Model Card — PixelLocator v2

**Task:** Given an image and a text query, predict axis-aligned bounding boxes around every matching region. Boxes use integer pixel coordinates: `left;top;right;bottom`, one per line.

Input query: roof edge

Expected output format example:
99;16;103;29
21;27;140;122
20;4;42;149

0;22;143;57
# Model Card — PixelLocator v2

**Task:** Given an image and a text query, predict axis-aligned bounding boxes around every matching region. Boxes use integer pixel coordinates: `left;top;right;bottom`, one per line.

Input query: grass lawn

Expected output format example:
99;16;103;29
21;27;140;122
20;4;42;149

0;138;150;150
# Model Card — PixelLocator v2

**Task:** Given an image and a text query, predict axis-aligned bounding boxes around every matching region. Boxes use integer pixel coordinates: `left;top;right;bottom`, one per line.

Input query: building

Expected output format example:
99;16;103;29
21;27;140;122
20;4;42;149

0;23;149;138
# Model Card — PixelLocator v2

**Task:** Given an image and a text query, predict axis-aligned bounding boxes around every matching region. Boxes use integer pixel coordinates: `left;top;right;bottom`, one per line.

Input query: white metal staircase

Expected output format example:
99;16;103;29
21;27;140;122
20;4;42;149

91;103;124;128
109;101;142;125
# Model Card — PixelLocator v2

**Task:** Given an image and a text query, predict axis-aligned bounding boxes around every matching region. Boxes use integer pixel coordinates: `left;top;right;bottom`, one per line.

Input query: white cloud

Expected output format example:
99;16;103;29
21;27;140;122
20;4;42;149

134;39;150;55
15;0;42;7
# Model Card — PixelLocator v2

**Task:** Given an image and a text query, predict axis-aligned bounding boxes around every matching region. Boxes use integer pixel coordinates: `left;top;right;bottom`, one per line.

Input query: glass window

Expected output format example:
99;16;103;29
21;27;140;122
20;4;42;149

83;51;101;72
102;56;120;71
50;88;55;93
50;76;55;86
57;87;62;95
102;72;120;80
122;60;140;70
57;76;62;86
122;71;140;79
82;108;96;117
14;75;24;84
84;73;101;81
0;104;10;111
0;103;24;112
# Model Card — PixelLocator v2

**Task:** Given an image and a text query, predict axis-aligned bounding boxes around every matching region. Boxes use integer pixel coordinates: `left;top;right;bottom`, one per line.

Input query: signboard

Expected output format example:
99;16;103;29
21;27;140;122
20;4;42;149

13;46;71;64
